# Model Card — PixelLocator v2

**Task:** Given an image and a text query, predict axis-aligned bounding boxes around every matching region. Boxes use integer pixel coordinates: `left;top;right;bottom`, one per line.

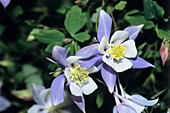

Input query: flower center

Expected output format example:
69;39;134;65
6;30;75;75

70;65;89;84
106;43;126;61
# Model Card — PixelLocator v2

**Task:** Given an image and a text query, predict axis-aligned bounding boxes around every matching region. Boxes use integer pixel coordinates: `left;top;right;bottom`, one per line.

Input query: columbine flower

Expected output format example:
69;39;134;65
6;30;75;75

113;83;158;113
0;0;10;8
51;45;98;113
28;84;72;113
0;80;11;112
76;10;154;93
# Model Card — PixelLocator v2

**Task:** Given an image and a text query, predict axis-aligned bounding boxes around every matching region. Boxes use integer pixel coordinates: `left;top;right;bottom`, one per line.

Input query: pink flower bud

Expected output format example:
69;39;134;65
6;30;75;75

75;1;87;5
160;39;170;65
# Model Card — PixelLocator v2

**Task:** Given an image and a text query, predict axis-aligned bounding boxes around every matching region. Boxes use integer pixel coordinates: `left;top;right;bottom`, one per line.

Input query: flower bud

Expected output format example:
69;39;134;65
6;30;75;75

160;38;170;65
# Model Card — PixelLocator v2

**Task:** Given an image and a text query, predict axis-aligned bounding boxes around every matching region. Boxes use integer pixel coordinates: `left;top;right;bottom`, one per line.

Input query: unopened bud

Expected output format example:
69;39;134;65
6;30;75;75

75;1;87;5
160;38;170;65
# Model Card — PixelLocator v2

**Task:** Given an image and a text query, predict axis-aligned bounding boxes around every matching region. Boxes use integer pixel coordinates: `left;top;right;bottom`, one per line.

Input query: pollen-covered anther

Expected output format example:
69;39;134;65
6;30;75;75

106;43;126;61
70;65;89;84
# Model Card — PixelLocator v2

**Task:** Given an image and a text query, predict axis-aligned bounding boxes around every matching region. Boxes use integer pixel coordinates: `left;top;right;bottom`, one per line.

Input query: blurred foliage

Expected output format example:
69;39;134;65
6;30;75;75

0;0;169;113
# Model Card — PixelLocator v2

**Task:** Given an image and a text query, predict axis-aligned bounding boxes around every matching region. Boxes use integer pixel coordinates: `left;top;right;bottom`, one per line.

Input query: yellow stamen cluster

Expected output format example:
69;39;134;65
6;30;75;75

106;43;126;61
70;65;89;84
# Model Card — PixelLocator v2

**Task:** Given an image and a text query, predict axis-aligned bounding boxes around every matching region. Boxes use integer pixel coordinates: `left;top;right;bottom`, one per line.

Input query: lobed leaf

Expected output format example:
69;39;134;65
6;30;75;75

33;29;65;44
64;5;87;35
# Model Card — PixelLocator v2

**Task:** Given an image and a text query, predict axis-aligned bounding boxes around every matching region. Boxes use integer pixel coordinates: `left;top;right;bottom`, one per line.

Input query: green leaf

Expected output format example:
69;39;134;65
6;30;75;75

73;32;90;42
125;9;140;15
91;7;101;23
27;28;41;42
45;42;62;53
74;41;81;53
124;15;155;29
86;11;92;32
96;93;104;108
25;75;43;89
13;6;24;18
56;0;72;14
0;60;13;67
22;64;38;76
64;42;75;56
11;90;32;101
143;0;155;19
10;6;24;21
64;5;87;35
0;25;6;36
143;0;164;20
156;29;170;39
0;41;8;54
153;1;164;19
163;89;170;100
151;88;167;99
33;29;65;44
115;1;127;11
14;72;25;84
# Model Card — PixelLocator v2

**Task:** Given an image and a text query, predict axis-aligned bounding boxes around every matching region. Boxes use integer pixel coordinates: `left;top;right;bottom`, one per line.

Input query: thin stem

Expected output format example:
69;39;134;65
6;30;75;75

110;6;118;31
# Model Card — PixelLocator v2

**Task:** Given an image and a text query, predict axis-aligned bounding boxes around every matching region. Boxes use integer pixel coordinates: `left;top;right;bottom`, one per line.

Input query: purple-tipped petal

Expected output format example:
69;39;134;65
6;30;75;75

51;74;65;106
101;63;116;93
128;95;159;106
129;56;154;69
0;0;10;8
124;24;144;40
76;44;99;58
78;50;102;69
97;10;112;42
52;46;67;68
32;84;45;105
71;95;85;113
0;96;11;112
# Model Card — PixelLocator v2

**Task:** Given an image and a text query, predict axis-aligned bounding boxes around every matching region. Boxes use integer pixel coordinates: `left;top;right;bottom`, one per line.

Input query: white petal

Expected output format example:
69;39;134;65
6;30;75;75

69;82;83;96
123;99;145;113
40;88;52;108
113;106;118;113
66;56;82;66
122;40;137;58
64;67;70;83
98;36;108;54
110;31;129;44
102;55;132;72
86;66;98;74
102;54;116;70
112;58;133;72
81;77;98;95
28;105;47;113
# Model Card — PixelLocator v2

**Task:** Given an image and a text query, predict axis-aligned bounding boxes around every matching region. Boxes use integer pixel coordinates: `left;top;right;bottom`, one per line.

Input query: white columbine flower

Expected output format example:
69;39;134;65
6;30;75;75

51;46;98;113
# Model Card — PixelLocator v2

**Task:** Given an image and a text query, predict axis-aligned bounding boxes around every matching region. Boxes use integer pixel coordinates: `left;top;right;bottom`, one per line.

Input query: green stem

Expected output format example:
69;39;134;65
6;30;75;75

110;6;118;31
